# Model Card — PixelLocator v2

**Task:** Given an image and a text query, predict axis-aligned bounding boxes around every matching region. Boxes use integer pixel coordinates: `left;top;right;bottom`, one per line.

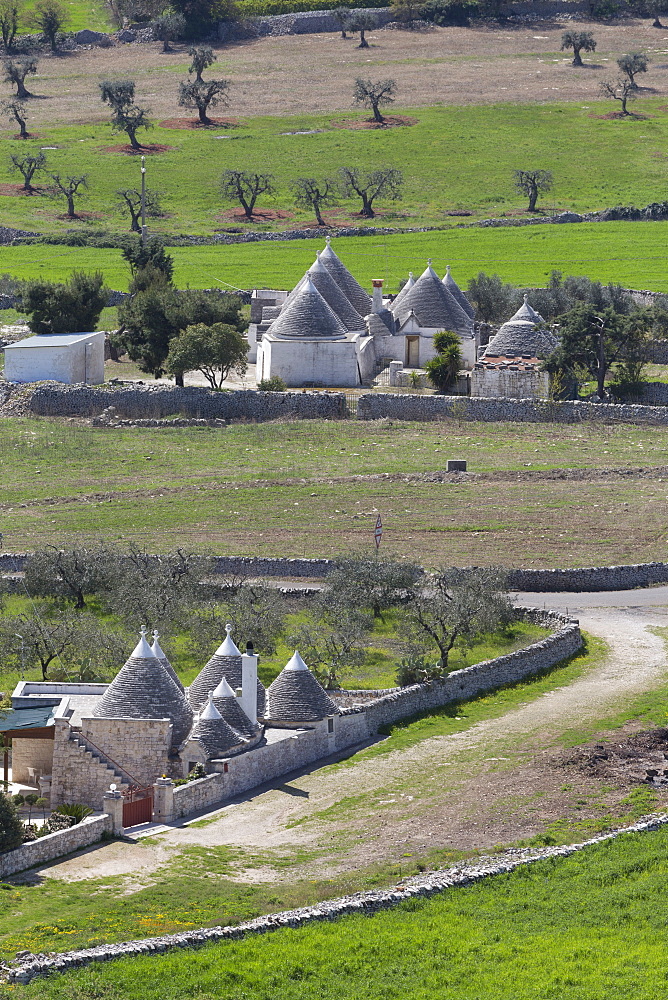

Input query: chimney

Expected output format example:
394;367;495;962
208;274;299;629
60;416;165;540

239;641;258;725
371;279;384;314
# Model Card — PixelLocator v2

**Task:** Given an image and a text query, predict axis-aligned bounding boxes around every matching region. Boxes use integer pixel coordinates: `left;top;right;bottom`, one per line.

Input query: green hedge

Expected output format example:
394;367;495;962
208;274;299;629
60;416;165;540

235;0;390;16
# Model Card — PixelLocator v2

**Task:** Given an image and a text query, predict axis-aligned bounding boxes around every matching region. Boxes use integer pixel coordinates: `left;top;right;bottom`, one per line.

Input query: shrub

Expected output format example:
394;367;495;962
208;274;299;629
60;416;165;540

257;376;287;391
53;802;93;824
396;654;442;685
0;792;23;851
421;0;478;24
46;812;76;832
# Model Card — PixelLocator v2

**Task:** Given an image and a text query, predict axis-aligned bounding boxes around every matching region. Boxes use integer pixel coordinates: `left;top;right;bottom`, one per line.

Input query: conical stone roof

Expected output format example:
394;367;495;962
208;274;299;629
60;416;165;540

93;628;193;748
286;256;365;332
443;265;475;320
188;625;266;717
319;237;372;318
391;263;473;335
188;694;245;758
152;631;184;692
212;675;258;739
391;272;415;312
265;651;339;723
483;296;557;359
511;294;544;325
268;277;347;340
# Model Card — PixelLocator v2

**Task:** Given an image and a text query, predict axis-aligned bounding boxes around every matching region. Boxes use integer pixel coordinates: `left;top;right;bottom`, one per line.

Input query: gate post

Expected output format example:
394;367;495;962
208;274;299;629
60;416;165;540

152;776;174;823
102;784;124;835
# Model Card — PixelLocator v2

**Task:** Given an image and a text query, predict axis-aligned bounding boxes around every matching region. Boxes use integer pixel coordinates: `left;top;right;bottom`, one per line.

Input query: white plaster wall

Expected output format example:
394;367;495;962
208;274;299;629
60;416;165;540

376;330;476;370
261;337;361;387
471;368;549;399
356;336;377;383
4;334;105;385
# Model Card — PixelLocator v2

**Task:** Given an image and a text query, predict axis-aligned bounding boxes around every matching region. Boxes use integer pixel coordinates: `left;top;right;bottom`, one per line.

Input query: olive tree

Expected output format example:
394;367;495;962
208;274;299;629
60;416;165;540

560;30;596;66
220;168;274;220
0;0;19;51
48;173;87;218
292;176;335;226
3;57;37;99
617;51;649;87
349;10;377;46
3;99;29;138
116;186;163;233
100;79;152;151
353;76;396;124
178;78;229;124
339;165;403;218
188;44;215;81
33;0;67;51
403;566;513;672
153;10;185;51
9;150;45;191
600;77;636;116
512;168;553;212
165;321;248;389
324;554;423;621
24;545;114;609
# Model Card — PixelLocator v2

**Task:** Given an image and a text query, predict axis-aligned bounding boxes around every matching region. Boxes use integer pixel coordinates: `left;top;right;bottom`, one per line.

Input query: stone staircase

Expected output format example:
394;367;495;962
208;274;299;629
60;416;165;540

67;732;132;791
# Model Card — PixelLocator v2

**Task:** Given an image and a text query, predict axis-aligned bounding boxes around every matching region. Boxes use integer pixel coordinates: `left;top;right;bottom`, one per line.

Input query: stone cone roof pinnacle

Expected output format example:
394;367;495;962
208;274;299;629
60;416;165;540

319;237;372;318
443;265;475;320
269;276;347;340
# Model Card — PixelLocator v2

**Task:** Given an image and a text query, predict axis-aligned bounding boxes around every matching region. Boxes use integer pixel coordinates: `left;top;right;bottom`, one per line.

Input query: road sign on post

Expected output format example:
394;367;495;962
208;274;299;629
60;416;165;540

374;513;383;549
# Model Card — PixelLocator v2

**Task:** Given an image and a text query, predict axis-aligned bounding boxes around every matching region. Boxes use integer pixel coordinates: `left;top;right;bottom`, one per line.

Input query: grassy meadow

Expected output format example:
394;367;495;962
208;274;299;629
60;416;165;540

0;98;667;240
2;416;668;565
8;821;668;999
2;219;668;294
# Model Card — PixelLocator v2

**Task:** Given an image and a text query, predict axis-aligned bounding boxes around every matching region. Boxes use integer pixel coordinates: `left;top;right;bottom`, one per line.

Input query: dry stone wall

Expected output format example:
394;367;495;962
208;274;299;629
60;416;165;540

362;610;581;731
28;385;346;421
0;815;112;879
357;394;668;425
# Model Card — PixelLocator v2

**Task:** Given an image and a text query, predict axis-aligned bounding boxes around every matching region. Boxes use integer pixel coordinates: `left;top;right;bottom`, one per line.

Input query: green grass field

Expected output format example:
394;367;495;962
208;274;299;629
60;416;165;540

3;416;668;565
1;98;668;242
9;821;668;999
2;219;668;294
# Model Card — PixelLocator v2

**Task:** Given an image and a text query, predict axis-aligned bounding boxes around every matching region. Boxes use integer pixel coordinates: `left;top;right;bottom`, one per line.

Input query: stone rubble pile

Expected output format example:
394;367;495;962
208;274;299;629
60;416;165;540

4;814;668;984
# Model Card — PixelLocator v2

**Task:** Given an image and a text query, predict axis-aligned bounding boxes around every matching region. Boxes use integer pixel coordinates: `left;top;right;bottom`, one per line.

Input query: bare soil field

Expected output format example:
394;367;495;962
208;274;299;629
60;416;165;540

8;18;668;125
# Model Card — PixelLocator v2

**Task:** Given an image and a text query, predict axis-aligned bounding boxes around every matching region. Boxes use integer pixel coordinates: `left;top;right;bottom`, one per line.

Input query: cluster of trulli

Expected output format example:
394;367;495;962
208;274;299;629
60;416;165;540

91;625;339;775
253;238;477;387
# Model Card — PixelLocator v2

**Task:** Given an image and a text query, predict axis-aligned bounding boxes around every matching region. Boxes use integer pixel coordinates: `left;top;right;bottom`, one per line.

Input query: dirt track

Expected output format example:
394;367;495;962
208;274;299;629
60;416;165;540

37;595;668;885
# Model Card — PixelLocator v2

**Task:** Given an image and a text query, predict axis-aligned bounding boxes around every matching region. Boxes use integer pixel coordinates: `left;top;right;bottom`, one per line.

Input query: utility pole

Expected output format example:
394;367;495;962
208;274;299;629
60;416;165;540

140;155;147;247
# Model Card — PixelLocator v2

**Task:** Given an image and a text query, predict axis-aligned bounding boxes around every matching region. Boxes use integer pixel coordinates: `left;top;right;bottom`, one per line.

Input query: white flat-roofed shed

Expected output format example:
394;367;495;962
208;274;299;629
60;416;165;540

3;331;105;385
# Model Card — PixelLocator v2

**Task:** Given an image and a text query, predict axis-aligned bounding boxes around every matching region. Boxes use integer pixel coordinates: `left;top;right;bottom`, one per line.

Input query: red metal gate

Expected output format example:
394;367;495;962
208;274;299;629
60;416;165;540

122;786;154;827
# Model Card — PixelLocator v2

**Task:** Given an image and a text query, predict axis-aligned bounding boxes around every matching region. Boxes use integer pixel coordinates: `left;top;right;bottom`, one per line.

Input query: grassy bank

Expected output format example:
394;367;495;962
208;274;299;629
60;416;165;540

10;820;668;998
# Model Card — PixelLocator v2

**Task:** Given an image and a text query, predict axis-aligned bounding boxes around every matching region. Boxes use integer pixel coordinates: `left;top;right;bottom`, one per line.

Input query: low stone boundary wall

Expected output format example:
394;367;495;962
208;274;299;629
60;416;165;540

28;385;346;422
0;814;112;878
6;552;668;591
507;562;668;592
172;773;225;819
362;609;581;731
357;394;668;425
212;555;333;578
6;813;667;984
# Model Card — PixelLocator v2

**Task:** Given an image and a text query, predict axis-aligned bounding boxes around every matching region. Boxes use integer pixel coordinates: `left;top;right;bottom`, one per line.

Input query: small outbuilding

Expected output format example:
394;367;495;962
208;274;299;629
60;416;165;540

3;331;105;385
